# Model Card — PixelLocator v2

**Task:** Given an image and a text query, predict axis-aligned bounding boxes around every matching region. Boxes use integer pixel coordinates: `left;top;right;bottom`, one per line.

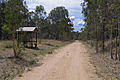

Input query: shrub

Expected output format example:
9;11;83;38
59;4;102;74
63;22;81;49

4;44;13;48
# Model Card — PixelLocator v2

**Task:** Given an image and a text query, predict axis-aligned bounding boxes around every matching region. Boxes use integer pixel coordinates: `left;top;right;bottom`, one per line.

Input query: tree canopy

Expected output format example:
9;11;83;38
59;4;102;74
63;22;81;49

81;0;120;60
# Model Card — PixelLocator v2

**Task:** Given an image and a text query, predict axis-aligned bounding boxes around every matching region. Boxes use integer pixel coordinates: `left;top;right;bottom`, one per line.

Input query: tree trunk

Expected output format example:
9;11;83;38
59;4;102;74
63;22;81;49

96;28;98;53
35;32;37;48
12;27;17;57
119;30;120;61
110;27;113;59
118;23;120;61
102;25;105;53
115;24;118;60
17;32;19;48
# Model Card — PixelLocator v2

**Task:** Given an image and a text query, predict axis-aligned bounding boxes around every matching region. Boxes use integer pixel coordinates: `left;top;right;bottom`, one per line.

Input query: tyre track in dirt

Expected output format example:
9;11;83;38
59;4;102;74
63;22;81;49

14;41;101;80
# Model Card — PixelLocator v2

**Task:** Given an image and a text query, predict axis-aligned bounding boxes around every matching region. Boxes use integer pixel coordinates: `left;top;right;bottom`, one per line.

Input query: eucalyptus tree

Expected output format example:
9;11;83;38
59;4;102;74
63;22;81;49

82;0;103;53
81;0;120;60
33;5;46;41
3;0;28;57
27;11;36;26
48;6;73;40
34;5;46;28
0;0;6;39
111;0;120;60
48;6;69;22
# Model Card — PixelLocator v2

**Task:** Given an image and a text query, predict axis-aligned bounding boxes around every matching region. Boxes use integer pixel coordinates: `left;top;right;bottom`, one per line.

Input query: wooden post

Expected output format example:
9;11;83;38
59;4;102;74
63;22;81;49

17;32;20;48
35;32;37;48
110;27;113;59
118;21;120;61
115;24;118;60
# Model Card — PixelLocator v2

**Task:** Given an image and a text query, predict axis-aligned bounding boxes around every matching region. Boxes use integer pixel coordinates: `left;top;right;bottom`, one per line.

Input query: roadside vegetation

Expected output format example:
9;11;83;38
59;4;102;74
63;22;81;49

0;0;77;79
0;39;72;80
80;0;120;79
80;0;120;59
0;0;78;57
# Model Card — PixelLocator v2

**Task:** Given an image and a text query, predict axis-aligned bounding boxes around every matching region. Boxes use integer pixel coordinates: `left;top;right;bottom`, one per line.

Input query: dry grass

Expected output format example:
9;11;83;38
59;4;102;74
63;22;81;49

0;39;72;80
84;42;120;80
0;40;13;49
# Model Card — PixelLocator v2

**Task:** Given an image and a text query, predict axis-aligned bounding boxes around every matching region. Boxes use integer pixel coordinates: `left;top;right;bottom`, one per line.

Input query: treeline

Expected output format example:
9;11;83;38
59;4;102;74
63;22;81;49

80;0;120;60
0;0;78;57
0;0;76;41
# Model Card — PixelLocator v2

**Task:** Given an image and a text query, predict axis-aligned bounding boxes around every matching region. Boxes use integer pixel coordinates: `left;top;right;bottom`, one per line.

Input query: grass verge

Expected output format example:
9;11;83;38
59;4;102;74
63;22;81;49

0;39;73;80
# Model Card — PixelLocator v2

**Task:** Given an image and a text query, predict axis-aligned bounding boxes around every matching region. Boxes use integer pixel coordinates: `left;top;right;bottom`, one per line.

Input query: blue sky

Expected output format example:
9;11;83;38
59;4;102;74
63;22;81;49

25;0;85;32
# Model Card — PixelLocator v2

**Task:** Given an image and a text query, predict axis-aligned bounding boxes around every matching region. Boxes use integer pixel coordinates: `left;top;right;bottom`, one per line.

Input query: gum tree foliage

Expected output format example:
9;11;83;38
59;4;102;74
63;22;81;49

3;0;28;57
81;0;120;60
0;0;7;39
48;6;74;40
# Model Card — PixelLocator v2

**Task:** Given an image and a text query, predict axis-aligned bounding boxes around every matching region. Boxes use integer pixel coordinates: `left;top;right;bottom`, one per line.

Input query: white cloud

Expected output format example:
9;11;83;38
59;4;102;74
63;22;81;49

29;10;35;12
73;19;84;26
72;19;85;31
25;0;84;14
78;20;85;25
25;0;85;31
70;16;75;20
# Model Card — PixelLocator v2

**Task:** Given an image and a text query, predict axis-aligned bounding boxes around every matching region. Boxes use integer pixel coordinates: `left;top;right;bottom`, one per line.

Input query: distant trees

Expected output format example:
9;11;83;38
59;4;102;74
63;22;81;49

27;6;74;40
34;5;46;28
48;6;74;40
81;0;120;60
0;1;76;57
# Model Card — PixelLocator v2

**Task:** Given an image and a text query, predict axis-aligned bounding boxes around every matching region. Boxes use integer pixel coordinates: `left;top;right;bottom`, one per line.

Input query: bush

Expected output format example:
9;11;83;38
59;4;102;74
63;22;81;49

4;44;13;48
98;42;102;47
30;60;36;65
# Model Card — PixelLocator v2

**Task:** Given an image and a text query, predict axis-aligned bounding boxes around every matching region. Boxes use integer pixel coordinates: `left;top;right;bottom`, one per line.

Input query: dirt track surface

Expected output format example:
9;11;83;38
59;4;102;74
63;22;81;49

14;41;101;80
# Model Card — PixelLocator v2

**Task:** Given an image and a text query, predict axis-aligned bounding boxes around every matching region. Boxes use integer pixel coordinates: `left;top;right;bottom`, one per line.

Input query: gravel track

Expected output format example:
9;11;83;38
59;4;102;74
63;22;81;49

14;41;101;80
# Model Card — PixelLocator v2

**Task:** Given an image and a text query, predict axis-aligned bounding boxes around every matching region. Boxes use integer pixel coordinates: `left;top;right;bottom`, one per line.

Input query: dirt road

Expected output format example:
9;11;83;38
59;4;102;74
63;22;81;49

14;41;101;80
